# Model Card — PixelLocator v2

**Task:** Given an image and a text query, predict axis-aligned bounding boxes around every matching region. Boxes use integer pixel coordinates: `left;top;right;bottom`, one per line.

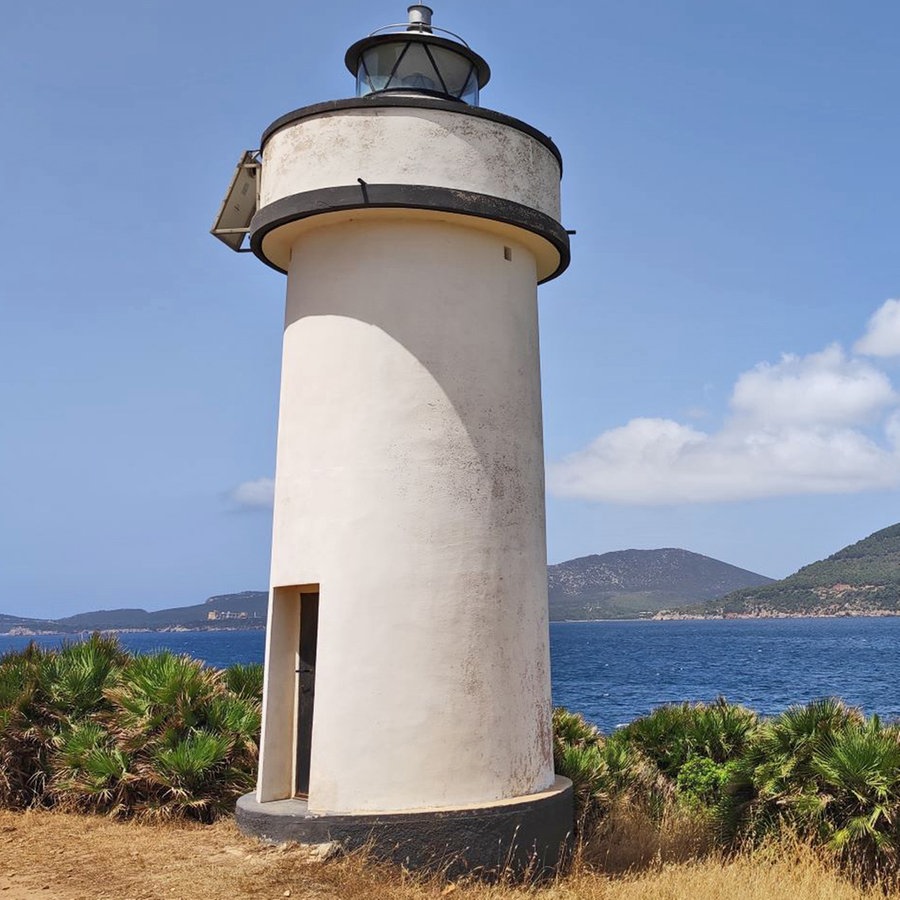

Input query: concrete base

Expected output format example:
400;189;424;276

236;776;573;877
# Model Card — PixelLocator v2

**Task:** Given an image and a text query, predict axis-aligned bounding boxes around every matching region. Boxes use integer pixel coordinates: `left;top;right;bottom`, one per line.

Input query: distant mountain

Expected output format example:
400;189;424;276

672;523;900;618
0;548;777;634
0;591;268;635
548;549;773;620
0;612;64;634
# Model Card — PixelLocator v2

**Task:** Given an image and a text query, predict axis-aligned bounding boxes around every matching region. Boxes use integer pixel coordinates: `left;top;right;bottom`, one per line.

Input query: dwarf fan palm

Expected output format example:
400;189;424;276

0;644;47;806
718;698;865;843
102;652;260;819
146;729;246;821
49;721;131;813
553;708;670;830
620;699;757;780
809;722;900;875
41;633;127;718
223;663;264;704
105;651;219;746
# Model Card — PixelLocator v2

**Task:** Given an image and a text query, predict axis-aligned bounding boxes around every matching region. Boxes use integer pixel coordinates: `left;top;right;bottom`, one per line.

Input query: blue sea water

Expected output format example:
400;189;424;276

2;618;897;734
549;618;900;732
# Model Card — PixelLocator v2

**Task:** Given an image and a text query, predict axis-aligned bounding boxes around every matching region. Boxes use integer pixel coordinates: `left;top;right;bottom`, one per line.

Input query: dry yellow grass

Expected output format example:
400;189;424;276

0;808;896;900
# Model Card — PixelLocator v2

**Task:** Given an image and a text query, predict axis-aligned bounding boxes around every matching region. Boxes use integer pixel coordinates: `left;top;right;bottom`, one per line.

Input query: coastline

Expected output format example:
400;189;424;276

554;610;900;623
654;608;900;621
9;612;900;635
2;625;267;637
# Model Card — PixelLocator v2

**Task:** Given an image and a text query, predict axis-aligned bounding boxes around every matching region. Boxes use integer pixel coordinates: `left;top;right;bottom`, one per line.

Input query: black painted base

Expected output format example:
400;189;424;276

235;776;573;877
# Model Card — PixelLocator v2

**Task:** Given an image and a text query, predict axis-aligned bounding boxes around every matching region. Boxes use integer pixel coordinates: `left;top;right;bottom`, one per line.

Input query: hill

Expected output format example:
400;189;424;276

1;592;268;635
55;591;268;631
673;523;900;618
548;549;773;620
0;612;66;634
1;549;775;633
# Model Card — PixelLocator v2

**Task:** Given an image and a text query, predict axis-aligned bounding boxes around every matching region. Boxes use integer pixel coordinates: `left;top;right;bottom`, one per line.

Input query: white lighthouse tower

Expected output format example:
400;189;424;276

213;5;572;871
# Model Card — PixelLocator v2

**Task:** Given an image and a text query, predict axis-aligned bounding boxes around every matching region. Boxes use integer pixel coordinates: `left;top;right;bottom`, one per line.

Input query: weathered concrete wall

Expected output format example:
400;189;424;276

260;107;561;220
255;101;562;815
259;219;553;813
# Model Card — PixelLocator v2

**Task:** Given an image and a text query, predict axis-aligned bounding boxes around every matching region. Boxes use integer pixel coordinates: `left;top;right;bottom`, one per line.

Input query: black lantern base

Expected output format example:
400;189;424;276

235;776;573;878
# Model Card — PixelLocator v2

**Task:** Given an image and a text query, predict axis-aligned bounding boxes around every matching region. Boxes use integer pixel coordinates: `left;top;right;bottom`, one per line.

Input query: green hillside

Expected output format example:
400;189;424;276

548;548;772;620
682;523;900;617
1;549;775;632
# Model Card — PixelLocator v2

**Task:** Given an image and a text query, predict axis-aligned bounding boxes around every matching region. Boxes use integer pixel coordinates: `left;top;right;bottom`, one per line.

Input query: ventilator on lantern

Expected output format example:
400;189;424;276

212;4;573;872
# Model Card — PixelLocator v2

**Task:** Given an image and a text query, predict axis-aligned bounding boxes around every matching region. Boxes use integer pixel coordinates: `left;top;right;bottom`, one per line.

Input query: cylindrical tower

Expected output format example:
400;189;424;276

219;5;572;871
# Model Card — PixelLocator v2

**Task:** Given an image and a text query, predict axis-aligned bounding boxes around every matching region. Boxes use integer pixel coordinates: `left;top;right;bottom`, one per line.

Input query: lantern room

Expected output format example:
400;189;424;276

344;4;490;104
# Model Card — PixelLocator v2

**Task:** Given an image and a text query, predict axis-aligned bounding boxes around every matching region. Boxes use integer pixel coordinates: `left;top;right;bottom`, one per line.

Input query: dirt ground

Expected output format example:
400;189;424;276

0;810;341;900
0;809;893;900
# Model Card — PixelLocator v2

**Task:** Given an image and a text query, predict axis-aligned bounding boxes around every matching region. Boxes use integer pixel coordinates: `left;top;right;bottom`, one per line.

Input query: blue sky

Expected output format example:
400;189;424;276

2;1;898;619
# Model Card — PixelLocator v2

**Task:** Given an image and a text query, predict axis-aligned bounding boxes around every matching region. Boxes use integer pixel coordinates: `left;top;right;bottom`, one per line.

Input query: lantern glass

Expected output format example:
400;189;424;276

356;39;480;105
426;45;478;102
358;44;406;94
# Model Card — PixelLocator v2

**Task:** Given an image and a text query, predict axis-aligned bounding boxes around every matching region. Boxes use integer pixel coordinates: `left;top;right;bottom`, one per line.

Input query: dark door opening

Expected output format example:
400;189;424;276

295;591;319;798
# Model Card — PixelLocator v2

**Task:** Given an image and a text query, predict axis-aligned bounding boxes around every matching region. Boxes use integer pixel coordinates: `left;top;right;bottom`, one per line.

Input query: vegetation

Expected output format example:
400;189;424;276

548;548;772;620
0;634;260;821
5;637;900;891
2;809;893;900
690;523;900;617
554;697;900;887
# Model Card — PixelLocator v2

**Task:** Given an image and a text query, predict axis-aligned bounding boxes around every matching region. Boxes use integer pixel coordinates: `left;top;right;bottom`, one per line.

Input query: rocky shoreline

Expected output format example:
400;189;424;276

654;608;900;620
3;624;266;637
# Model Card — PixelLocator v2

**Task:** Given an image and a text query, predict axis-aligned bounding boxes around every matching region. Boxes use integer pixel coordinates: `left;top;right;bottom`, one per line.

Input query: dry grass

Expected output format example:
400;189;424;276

0;808;896;900
581;799;717;874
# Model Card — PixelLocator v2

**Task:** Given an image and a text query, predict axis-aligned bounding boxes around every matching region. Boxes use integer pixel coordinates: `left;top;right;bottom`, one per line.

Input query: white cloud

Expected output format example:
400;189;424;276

856;299;900;357
731;345;895;426
549;344;900;506
230;477;275;510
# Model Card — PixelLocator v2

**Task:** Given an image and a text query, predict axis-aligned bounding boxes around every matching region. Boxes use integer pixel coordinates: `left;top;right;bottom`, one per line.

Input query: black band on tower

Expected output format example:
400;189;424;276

250;183;571;284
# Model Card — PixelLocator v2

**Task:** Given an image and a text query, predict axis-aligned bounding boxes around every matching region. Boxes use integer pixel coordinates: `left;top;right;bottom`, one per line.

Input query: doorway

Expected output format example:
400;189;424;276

294;590;319;798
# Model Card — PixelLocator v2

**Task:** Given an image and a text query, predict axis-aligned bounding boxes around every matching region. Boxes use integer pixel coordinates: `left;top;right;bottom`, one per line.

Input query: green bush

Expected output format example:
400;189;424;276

554;698;900;882
717;700;900;878
676;756;733;806
552;709;672;832
6;636;900;886
0;636;262;822
618;698;758;780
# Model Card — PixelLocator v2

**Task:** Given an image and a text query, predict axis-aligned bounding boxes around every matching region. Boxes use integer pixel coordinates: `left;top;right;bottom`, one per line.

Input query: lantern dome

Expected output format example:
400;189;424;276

345;5;490;105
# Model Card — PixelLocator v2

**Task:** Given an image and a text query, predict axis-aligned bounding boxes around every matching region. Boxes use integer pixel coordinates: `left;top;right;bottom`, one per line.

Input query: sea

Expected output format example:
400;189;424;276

2;617;898;734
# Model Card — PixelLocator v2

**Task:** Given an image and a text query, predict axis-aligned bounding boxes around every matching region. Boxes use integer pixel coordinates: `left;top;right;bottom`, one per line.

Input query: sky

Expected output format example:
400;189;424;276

2;1;899;619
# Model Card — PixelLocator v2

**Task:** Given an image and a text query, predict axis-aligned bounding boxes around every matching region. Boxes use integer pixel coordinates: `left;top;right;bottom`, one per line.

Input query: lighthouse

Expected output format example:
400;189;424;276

213;5;573;871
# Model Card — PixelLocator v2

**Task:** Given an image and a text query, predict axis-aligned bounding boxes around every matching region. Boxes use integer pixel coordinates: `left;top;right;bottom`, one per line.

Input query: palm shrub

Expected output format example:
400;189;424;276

721;701;900;878
50;721;131;813
809;720;900;877
147;728;241;820
719;697;864;843
0;635;127;808
0;643;49;806
552;708;668;832
618;698;757;810
41;635;129;812
106;651;220;741
0;638;262;822
42;634;128;718
90;651;259;821
552;708;606;828
223;662;264;703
